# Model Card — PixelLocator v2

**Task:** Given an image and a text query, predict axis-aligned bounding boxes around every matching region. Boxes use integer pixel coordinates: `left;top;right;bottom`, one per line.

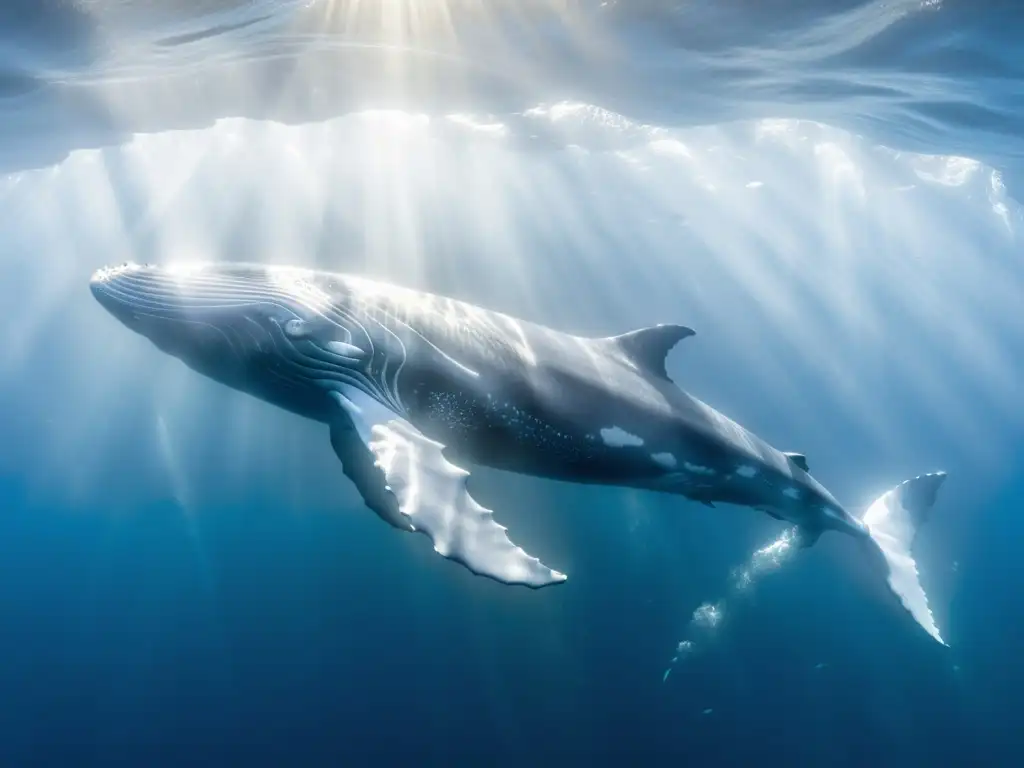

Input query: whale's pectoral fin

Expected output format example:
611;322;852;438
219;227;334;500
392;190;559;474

329;406;411;533
327;388;567;588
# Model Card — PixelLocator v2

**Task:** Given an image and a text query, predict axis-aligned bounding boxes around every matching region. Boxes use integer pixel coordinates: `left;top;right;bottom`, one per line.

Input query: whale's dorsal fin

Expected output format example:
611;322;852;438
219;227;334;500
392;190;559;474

609;324;695;380
785;452;809;472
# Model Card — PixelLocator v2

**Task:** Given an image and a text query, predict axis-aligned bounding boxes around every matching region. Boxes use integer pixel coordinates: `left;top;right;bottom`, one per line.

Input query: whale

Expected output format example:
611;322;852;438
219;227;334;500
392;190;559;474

91;261;948;644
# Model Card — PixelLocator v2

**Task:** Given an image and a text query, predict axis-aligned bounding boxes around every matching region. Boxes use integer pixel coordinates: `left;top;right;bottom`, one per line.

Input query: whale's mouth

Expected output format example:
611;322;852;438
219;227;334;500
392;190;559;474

89;262;179;332
91;264;139;322
90;265;130;316
89;260;336;345
90;261;249;368
90;261;211;314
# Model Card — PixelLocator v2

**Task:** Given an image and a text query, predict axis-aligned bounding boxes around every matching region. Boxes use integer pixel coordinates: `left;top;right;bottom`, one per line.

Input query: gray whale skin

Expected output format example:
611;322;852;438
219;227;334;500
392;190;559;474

91;262;949;645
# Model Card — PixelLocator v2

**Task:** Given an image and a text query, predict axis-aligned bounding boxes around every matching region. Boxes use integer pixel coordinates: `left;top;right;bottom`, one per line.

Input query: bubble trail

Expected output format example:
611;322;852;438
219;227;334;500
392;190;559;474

662;525;803;682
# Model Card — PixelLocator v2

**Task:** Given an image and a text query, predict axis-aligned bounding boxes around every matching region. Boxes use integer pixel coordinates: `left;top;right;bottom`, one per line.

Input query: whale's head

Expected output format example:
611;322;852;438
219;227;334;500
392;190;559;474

90;261;382;411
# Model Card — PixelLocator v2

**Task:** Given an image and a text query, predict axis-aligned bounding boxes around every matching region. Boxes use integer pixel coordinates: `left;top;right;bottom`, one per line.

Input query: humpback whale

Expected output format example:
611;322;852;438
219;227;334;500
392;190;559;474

91;262;948;644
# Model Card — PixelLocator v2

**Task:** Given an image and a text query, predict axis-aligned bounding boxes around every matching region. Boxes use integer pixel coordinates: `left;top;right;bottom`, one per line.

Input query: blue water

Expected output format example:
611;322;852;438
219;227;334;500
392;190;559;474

0;0;1022;764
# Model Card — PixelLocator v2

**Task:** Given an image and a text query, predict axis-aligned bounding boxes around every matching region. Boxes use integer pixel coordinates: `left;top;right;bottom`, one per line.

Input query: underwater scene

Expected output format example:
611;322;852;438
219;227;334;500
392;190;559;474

0;1;1022;764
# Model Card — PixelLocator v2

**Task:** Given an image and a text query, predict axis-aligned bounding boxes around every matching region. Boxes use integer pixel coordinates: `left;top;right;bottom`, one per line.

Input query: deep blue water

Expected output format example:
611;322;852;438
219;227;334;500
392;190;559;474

0;1;1022;764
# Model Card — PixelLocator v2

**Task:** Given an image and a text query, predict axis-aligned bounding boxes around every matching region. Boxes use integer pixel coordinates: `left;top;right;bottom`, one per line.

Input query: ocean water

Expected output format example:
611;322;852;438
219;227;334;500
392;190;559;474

0;1;1022;764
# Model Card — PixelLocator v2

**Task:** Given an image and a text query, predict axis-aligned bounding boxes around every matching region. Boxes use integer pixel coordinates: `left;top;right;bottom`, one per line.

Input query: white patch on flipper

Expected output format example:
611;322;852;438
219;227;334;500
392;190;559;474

783;487;801;500
736;465;757;478
652;452;677;469
330;388;566;588
600;427;644;448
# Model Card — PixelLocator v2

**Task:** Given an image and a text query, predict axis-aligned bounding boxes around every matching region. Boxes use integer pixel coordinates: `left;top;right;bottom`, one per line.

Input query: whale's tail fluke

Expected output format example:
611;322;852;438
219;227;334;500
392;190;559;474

860;471;948;645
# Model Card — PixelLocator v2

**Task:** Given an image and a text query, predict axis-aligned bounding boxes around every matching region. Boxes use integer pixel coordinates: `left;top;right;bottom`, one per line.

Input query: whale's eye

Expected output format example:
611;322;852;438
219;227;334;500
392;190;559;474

283;318;307;338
